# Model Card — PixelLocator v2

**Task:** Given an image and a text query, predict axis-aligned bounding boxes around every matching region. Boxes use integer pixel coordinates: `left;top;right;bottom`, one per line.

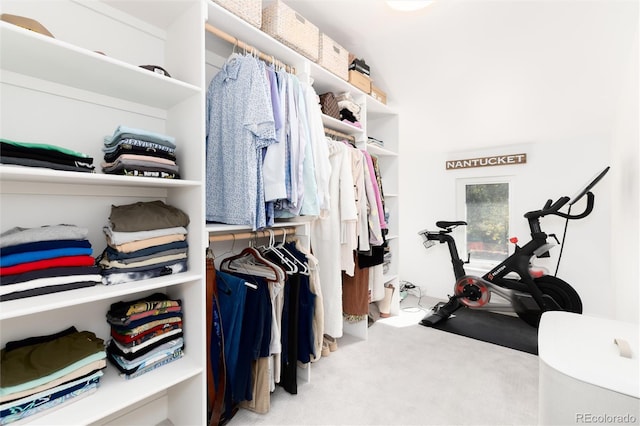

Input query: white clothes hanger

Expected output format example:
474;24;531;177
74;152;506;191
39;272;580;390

276;229;309;275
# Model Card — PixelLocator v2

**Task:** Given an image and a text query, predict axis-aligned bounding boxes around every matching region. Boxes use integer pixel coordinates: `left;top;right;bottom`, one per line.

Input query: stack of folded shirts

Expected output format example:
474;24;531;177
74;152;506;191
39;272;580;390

0;138;95;173
101;125;180;179
0;225;101;301
0;326;106;424
105;293;184;379
98;200;189;285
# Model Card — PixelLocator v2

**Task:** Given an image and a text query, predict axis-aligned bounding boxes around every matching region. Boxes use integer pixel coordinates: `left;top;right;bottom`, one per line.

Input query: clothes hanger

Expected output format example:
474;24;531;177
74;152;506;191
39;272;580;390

258;229;297;274
210;232;237;264
220;239;283;282
221;248;268;279
276;229;309;275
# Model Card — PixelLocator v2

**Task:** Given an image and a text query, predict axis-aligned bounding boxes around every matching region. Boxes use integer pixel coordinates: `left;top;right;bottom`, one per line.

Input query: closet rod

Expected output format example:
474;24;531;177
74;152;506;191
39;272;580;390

324;127;355;142
209;226;298;243
205;23;296;74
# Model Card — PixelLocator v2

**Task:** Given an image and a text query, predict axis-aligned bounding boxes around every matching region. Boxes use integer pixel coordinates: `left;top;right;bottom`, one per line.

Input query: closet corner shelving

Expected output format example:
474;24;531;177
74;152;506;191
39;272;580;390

205;0;401;341
1;1;206;425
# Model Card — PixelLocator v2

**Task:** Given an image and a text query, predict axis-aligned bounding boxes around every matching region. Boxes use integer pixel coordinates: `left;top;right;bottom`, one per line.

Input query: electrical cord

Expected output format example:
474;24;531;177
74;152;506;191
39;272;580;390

555;204;572;276
399;280;431;312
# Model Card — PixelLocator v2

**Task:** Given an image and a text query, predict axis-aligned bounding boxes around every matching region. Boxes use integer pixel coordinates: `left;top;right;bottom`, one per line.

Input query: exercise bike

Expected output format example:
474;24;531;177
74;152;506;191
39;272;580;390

419;166;610;328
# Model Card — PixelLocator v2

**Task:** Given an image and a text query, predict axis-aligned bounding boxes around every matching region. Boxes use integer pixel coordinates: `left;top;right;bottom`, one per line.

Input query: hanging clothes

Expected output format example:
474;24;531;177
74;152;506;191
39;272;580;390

342;253;370;323
262;66;287;204
362;150;387;231
291;239;324;362
301;83;332;217
205;54;277;230
310;139;357;339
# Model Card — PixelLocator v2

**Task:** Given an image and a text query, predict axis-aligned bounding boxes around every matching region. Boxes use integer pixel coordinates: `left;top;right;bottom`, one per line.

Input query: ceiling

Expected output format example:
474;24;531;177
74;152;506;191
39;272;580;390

287;0;638;152
288;0;441;96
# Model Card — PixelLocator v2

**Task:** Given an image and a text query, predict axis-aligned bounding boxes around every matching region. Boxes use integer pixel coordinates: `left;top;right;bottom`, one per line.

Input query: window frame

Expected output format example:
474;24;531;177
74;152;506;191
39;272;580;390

455;175;515;270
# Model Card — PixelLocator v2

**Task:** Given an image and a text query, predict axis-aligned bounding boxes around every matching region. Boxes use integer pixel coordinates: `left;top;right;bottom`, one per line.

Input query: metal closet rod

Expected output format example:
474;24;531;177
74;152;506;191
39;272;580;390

205;23;296;74
324;127;356;142
209;226;299;243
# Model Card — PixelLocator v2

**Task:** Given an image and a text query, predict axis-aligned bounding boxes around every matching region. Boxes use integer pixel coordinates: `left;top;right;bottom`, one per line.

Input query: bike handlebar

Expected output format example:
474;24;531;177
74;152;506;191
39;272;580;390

556;191;595;220
524;196;570;219
524;191;596;221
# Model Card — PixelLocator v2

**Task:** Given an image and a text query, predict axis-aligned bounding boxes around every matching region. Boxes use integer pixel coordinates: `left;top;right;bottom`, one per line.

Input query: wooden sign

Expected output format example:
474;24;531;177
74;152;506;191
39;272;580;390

446;153;527;170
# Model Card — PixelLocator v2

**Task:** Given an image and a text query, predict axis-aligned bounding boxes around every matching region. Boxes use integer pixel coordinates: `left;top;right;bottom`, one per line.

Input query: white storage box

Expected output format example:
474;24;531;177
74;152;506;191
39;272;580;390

261;0;319;61
318;33;348;80
212;0;262;28
538;311;639;425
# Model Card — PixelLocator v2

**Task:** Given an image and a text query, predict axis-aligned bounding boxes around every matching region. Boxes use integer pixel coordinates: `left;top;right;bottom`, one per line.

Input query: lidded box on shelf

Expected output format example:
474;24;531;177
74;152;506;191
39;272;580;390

262;0;319;61
212;0;262;28
370;85;387;104
318;33;349;80
348;70;372;93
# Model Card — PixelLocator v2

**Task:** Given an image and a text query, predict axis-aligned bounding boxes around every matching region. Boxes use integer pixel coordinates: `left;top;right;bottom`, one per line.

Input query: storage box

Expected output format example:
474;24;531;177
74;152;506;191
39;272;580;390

318;33;348;80
348;70;371;93
261;0;319;61
370;85;387;104
212;0;262;28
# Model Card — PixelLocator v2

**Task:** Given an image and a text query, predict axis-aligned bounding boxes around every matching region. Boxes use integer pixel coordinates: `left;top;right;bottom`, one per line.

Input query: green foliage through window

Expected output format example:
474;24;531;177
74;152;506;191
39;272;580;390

465;183;509;261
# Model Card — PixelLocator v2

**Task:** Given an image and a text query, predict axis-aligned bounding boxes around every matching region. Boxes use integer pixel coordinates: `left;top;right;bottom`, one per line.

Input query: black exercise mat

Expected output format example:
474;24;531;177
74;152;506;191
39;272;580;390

424;304;538;355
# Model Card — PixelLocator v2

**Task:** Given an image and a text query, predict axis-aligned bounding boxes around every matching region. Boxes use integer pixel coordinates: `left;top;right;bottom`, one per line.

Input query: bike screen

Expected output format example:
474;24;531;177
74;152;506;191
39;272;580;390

569;166;610;205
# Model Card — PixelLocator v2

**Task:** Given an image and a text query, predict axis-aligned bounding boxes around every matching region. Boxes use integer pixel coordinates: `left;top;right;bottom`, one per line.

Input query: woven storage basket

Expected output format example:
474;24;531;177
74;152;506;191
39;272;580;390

318;33;348;80
212;0;262;28
261;0;319;62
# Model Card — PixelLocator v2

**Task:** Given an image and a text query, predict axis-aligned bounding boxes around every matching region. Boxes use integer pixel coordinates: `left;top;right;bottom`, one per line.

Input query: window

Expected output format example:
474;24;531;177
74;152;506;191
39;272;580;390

457;177;511;264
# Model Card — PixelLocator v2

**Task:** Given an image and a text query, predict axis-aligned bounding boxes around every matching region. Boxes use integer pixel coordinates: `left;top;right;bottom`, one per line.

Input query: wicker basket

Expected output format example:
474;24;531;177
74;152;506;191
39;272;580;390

212;0;262;28
318;33;348;80
261;0;319;62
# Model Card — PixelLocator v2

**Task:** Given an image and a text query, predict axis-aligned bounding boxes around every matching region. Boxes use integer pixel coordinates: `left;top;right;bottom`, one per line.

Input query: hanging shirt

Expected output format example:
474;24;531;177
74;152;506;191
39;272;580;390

310;140;357;338
301;83;332;217
276;78;320;218
361;150;384;246
262;66;286;203
205;54;276;230
362;150;388;230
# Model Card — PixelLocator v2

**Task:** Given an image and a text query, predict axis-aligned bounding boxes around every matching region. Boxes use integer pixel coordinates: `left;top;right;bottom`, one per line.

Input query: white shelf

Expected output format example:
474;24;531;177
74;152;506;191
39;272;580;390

0;272;201;321
26;355;202;425
206;220;309;234
321;115;365;136
0;166;201;189
0;22;201;109
366;144;398;157
205;0;395;112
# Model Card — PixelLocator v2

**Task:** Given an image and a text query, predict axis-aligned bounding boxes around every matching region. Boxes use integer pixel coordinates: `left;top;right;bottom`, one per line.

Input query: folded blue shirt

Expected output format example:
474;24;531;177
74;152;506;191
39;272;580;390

0;247;93;268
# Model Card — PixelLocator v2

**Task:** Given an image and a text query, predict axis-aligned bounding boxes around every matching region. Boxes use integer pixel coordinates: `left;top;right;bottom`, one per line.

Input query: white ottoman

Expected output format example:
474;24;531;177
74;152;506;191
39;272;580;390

538;311;639;425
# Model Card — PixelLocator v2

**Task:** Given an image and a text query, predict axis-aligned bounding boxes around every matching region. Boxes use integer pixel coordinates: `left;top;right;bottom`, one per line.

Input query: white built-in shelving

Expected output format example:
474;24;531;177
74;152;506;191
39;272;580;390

0;1;206;424
0;0;400;422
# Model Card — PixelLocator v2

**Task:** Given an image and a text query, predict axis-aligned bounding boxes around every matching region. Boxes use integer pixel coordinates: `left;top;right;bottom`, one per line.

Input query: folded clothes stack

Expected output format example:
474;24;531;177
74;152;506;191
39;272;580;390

101;125;180;179
334;92;361;127
105;293;184;379
0;326;106;424
0;224;101;301
0;138;95;173
98;200;190;285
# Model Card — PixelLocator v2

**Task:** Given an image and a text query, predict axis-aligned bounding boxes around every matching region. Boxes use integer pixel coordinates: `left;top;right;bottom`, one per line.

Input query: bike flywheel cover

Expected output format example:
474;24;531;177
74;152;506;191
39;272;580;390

454;275;491;307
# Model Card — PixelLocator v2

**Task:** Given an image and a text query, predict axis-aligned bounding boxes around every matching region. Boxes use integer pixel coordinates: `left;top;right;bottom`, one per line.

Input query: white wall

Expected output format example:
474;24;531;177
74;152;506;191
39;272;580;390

396;1;639;321
610;24;639;324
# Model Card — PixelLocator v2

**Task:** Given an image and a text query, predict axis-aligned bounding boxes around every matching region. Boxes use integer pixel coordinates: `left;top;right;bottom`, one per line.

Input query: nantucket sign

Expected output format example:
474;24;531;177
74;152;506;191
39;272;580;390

446;153;527;170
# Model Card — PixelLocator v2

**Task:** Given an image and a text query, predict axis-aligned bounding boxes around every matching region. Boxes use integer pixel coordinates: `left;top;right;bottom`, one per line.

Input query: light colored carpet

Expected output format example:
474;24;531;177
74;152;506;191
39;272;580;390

230;295;539;425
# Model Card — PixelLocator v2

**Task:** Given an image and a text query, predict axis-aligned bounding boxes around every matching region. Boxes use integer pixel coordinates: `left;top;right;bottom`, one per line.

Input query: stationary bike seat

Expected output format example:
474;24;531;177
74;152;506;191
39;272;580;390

436;221;467;230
